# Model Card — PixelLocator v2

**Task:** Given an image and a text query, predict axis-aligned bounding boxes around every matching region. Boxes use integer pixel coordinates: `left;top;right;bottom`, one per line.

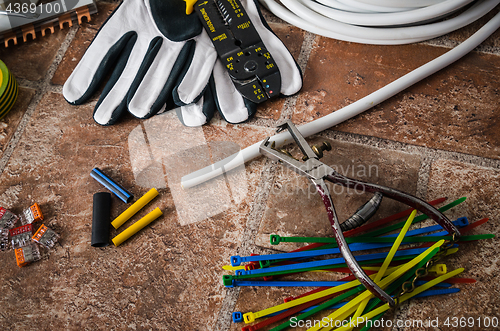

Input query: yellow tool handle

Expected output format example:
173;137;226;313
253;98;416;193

184;0;197;15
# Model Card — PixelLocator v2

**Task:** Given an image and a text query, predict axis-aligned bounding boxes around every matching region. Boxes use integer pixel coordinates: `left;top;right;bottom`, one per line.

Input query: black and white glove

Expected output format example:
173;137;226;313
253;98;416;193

63;0;302;126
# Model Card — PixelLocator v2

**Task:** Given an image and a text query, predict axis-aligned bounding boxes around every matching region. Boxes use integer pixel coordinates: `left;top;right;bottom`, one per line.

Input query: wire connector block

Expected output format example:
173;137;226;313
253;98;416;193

0;228;9;251
32;224;59;248
19;203;44;225
9;224;33;249
15;243;41;267
0;207;18;229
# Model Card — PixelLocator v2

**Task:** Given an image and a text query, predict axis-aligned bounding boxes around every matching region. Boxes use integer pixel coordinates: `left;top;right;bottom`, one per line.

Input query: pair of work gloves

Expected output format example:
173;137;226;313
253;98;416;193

63;0;302;126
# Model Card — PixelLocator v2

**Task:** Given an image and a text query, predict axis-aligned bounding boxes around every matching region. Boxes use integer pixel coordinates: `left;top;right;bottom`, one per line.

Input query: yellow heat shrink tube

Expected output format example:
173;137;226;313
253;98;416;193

112;207;163;246
111;188;159;229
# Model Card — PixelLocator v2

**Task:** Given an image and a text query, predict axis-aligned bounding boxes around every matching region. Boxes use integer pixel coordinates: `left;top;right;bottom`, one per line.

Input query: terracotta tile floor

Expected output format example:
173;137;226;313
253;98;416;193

0;1;499;330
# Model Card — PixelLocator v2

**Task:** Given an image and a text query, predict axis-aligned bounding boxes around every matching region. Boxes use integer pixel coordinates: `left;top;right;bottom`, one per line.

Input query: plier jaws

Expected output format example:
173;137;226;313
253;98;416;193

260;121;335;181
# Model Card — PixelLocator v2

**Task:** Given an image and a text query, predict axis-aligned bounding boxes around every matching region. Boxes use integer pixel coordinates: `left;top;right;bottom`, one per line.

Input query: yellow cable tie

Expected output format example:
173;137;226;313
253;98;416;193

242;268;406;323
446;247;459;255
222;265;245;271
429;264;447;275
244;240;445;325
307;240;445;331
349;210;417;329
330;268;465;331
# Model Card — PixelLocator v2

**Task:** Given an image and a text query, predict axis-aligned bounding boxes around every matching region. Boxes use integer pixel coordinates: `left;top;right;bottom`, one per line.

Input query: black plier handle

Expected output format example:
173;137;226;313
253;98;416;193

259;120;461;306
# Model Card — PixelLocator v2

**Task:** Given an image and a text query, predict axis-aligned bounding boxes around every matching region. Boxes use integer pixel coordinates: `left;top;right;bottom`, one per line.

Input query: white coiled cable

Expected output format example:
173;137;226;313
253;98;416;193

259;0;500;44
181;6;500;188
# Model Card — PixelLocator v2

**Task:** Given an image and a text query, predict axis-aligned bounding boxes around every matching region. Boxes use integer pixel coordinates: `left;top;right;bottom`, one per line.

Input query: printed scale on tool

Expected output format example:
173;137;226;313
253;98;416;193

195;0;280;103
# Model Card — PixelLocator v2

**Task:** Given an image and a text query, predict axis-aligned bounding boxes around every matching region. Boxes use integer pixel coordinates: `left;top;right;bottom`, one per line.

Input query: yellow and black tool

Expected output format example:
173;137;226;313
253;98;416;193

0;60;18;120
194;0;281;103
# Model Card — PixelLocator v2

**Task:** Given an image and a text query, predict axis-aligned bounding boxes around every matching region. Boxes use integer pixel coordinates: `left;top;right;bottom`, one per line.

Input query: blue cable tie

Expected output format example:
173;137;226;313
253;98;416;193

382;217;468;238
238;247;430;276
227;280;451;288
231;218;467;267
232;312;244;323
414;288;460;298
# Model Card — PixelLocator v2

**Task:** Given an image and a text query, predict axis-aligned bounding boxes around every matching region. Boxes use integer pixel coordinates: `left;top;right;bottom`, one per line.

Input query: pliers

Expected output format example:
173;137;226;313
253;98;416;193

259;120;461;306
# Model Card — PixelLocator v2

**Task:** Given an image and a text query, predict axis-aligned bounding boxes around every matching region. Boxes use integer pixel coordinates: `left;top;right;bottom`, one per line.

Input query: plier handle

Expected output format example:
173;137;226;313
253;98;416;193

259;120;461;306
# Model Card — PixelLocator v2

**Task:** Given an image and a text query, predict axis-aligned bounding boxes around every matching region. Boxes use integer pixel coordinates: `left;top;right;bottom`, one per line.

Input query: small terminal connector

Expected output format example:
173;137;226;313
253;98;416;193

10;224;33;249
0;207;19;229
0;228;9;251
19;203;44;225
15;243;41;267
32;224;59;248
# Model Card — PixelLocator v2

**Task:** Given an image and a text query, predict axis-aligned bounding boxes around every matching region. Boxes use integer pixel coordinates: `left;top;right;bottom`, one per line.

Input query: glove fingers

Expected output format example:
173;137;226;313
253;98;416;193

63;0;148;104
212;60;257;124
243;0;302;96
173;31;217;106
127;39;193;119
89;33;138;125
93;33;159;125
175;85;216;127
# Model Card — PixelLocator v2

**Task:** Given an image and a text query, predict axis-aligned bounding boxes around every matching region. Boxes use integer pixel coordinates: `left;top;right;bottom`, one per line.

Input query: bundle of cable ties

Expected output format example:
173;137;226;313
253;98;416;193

223;196;494;331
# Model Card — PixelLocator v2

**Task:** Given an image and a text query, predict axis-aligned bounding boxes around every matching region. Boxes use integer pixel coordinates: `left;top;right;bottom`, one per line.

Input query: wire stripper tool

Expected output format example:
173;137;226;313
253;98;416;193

259;120;461;306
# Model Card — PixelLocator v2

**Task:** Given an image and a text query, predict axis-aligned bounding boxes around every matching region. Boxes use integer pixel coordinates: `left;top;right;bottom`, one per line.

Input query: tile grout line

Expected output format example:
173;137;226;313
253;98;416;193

212;30;317;331
415;152;433;200
279;31;317;122
0;25;79;176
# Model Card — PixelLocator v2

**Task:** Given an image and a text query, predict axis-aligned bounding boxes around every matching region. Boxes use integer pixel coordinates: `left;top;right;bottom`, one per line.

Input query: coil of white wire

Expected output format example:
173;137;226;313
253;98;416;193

259;0;500;44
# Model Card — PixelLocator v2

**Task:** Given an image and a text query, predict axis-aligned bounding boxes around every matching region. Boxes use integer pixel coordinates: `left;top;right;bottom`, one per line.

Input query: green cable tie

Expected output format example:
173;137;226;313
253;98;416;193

269;197;466;247
271;233;493;245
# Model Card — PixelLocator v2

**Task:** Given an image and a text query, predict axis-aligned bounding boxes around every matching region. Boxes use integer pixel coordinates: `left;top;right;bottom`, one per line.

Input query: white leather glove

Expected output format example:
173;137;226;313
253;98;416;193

63;0;302;126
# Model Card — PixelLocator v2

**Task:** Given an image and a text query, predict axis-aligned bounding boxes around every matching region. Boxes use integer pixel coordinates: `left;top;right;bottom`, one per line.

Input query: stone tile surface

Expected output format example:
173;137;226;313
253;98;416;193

0;29;69;81
402;160;500;331
255;138;422;251
0;87;35;156
292;39;500;159
0;92;273;330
